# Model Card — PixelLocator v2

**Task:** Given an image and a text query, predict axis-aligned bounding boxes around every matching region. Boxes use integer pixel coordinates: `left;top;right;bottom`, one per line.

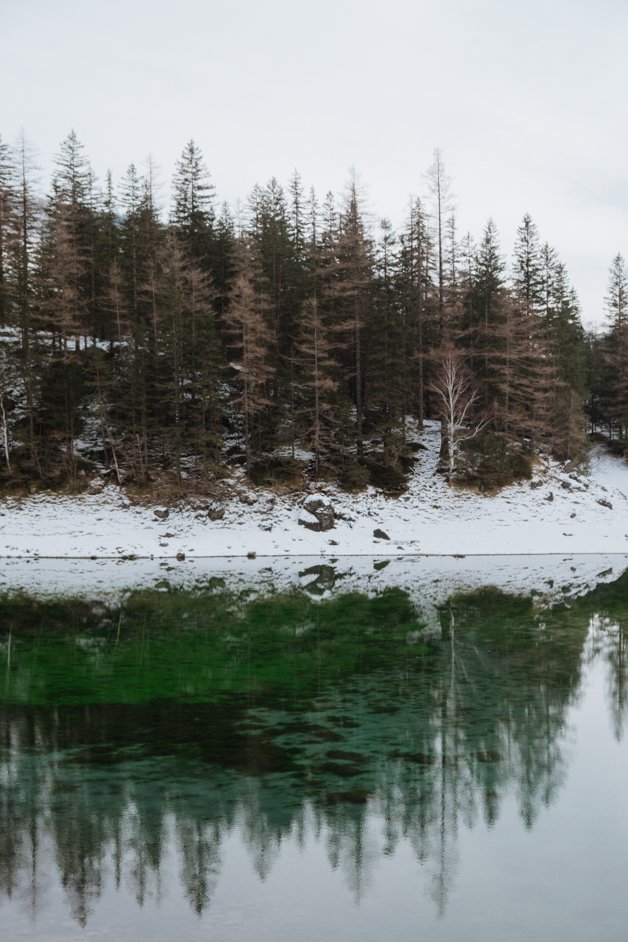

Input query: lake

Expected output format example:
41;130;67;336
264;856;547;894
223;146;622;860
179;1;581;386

1;556;627;941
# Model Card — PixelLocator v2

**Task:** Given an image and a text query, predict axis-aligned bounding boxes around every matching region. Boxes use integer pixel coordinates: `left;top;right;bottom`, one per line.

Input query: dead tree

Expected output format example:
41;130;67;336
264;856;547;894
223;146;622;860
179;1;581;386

431;351;488;480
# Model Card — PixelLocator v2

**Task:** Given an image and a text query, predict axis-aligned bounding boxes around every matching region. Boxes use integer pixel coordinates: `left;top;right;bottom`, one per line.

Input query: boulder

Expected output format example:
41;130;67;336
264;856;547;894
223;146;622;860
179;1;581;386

207;504;225;521
299;494;335;532
597;498;613;510
373;528;390;540
154;508;169;520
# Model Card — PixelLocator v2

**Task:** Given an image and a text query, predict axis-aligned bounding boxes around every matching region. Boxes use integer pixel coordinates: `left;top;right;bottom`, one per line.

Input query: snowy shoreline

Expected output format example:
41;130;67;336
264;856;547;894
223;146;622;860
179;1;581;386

2;422;628;563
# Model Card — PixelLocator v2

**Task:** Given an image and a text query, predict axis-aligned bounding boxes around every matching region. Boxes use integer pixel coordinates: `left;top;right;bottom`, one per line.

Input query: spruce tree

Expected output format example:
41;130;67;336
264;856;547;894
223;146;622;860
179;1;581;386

224;236;275;472
604;253;628;437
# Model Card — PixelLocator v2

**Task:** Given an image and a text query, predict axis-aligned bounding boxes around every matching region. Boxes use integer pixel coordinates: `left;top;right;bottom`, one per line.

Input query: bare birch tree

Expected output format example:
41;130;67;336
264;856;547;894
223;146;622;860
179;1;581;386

430;351;487;480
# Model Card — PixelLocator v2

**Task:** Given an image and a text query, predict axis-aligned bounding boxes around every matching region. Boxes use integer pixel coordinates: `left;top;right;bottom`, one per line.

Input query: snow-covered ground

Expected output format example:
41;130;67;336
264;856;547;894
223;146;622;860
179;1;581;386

1;421;628;563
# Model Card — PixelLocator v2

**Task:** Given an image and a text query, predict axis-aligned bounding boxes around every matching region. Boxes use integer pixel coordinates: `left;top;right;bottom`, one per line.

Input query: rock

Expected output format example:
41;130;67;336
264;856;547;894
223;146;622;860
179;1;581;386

299;564;337;595
544;492;554;502
530;480;543;489
298;509;323;531
176;551;186;561
154;508;169;520
207;505;225;521
570;512;576;519
560;481;572;491
247;551;257;559
162;532;175;538
299;494;335;532
597;498;613;510
239;493;257;506
373;528;390;540
328;539;339;546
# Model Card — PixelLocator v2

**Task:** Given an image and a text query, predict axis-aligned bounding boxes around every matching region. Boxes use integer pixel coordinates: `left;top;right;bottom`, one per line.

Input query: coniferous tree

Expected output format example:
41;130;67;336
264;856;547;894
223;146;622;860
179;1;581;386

0;138;596;490
398;197;436;428
329;176;373;462
603;253;628;437
224;236;275;471
171;140;215;262
0;135;15;326
368;218;406;458
296;294;337;476
426;149;452;328
463;219;506;409
512;214;543;317
10;133;42;472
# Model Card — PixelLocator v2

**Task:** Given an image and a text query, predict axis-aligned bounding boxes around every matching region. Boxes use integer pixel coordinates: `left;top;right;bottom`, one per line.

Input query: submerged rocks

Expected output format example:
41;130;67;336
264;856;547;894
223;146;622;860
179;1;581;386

298;494;335;532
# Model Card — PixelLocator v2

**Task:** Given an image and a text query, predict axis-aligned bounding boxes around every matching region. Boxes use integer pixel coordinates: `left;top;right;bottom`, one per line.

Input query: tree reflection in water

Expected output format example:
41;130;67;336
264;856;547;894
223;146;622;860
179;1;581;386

1;571;628;924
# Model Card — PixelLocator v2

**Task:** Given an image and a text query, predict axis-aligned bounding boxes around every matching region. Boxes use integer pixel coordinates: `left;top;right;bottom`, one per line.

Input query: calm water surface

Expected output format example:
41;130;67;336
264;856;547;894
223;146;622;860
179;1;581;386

1;563;628;940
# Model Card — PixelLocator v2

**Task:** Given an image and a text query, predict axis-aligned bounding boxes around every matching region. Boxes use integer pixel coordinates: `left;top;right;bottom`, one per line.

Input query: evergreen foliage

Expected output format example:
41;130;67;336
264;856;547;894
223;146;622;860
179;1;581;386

0;132;608;491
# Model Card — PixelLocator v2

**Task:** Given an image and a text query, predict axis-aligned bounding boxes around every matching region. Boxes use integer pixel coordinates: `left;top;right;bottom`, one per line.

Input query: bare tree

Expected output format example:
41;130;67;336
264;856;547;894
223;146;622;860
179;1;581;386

426;149;453;329
0;391;10;471
297;294;337;476
430;350;487;480
224;237;275;472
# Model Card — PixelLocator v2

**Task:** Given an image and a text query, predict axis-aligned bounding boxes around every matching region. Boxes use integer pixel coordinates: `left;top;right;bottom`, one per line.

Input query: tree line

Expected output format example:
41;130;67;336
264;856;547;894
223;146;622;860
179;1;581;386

0;131;621;492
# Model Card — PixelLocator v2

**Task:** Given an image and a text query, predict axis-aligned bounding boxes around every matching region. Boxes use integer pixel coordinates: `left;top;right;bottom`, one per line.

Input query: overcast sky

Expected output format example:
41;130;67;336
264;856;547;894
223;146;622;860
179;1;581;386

3;0;628;325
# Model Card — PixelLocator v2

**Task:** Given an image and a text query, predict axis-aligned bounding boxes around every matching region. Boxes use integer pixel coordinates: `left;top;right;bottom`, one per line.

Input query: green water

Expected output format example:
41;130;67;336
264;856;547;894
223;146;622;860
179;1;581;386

1;566;628;940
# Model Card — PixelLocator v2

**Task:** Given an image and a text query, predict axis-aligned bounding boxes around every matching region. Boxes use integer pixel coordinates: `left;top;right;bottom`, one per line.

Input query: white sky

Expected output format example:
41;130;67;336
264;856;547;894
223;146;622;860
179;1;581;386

3;0;628;325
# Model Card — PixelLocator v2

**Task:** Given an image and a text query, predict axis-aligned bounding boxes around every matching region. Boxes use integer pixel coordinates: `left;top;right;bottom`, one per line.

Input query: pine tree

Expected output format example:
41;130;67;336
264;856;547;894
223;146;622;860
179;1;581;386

512;214;543;317
603;253;628;437
171;140;215;262
45;131;99;346
224;237;275;471
296;295;337;476
367;218;406;456
463;219;506;409
397;197;436;427
10;133;41;472
426;148;452;329
0;135;15;326
328;175;373;461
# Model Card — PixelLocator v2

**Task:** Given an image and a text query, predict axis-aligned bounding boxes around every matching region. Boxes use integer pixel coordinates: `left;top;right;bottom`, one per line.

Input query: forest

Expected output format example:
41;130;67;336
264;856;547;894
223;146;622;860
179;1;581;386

0;131;626;494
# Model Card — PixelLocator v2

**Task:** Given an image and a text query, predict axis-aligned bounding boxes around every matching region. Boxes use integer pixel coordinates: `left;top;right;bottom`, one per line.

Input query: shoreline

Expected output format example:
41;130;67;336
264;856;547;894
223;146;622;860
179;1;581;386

3;549;628;560
2;424;628;562
1;554;626;625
